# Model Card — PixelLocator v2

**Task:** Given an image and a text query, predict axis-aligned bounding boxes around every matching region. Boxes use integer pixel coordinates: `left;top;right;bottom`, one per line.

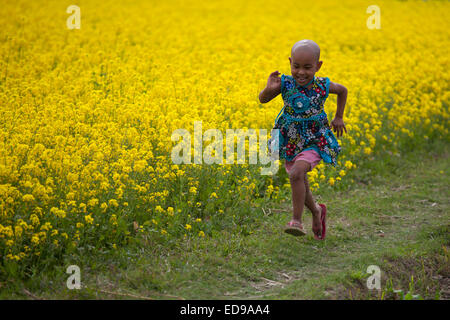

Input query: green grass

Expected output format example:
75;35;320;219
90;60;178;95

1;139;449;300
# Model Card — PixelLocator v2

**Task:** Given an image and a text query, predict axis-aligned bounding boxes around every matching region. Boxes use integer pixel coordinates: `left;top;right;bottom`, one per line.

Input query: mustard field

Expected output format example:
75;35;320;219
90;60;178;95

0;0;448;273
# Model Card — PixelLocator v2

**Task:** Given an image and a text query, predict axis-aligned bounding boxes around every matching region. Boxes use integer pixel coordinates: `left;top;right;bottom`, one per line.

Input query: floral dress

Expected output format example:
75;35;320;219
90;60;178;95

270;74;341;166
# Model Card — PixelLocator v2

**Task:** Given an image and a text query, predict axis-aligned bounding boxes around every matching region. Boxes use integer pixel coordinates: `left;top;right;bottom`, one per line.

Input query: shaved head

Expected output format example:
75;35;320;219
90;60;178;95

291;39;320;62
289;40;322;87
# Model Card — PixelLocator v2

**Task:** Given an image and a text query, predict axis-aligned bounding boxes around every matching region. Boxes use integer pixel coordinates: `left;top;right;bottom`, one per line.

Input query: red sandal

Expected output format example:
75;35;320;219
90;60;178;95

284;220;307;237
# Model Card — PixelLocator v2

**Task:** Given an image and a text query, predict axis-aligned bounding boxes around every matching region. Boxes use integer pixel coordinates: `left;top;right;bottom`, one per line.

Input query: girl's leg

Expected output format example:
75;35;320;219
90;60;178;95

289;160;311;224
304;174;322;237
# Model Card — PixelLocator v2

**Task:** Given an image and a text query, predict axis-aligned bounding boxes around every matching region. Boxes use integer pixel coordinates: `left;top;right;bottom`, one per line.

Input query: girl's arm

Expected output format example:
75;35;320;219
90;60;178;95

329;81;348;138
259;71;281;103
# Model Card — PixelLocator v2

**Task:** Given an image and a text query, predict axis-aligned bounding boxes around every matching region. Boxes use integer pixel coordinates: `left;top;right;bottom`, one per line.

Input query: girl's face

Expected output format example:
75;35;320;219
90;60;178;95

289;49;323;87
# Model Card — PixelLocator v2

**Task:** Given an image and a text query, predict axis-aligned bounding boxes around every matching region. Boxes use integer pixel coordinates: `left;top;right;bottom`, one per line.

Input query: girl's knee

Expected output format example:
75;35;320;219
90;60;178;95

289;167;308;182
289;161;311;182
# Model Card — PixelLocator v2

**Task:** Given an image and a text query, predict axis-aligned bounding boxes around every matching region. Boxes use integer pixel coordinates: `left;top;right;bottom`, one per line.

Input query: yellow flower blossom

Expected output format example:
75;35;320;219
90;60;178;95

30;214;40;226
210;192;218;199
31;235;40;245
108;199;119;208
22;194;35;202
14;226;23;238
189;187;197;194
85;214;94;224
88;198;99;207
110;214;118;226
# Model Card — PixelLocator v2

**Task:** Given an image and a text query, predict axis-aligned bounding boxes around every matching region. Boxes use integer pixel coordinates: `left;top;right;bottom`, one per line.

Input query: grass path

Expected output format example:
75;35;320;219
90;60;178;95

4;142;449;300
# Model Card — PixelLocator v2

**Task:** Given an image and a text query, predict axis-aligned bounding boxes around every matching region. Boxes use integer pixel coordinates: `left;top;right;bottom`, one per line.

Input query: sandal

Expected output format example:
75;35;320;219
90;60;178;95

284;220;306;237
314;203;327;240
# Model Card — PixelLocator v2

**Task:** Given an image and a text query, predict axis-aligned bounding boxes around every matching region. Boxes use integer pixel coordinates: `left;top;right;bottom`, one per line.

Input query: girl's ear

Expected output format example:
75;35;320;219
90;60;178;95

316;60;323;71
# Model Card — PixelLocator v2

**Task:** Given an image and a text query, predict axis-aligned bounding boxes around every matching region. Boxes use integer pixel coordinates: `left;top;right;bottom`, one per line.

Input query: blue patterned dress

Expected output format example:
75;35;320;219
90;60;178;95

271;74;341;166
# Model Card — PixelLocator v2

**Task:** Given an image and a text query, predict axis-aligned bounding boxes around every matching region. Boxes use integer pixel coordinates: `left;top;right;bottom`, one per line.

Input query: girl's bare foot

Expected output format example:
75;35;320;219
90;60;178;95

311;204;322;238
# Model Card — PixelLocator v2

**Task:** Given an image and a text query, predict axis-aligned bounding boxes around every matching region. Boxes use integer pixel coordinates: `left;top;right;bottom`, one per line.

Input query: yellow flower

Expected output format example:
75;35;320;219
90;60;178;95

210;192;218;199
50;207;66;218
30;214;40;226
101;203;108;212
329;178;335;186
185;224;192;230
79;203;87;213
345;161;353;169
266;185;274;196
85;214;94;224
198;231;205;237
22;194;35;202
108;199;119;208
110;214;118;226
31;234;40;245
40;222;52;231
88;198;99;207
14;225;23;238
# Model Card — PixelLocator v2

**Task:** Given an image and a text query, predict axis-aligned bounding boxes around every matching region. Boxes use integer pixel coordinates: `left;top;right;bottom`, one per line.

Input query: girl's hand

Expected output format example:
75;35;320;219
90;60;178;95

331;117;347;138
266;70;281;91
259;71;281;103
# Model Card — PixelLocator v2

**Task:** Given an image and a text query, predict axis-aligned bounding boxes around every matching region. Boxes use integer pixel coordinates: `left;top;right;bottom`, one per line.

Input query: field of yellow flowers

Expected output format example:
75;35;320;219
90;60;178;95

0;0;448;276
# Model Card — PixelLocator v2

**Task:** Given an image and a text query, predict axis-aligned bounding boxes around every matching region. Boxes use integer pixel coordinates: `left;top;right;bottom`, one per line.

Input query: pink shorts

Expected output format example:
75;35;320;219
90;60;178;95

285;149;322;174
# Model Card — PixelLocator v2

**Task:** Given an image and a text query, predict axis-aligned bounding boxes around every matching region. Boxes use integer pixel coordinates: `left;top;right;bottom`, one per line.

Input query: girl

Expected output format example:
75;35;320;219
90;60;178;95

259;40;347;240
